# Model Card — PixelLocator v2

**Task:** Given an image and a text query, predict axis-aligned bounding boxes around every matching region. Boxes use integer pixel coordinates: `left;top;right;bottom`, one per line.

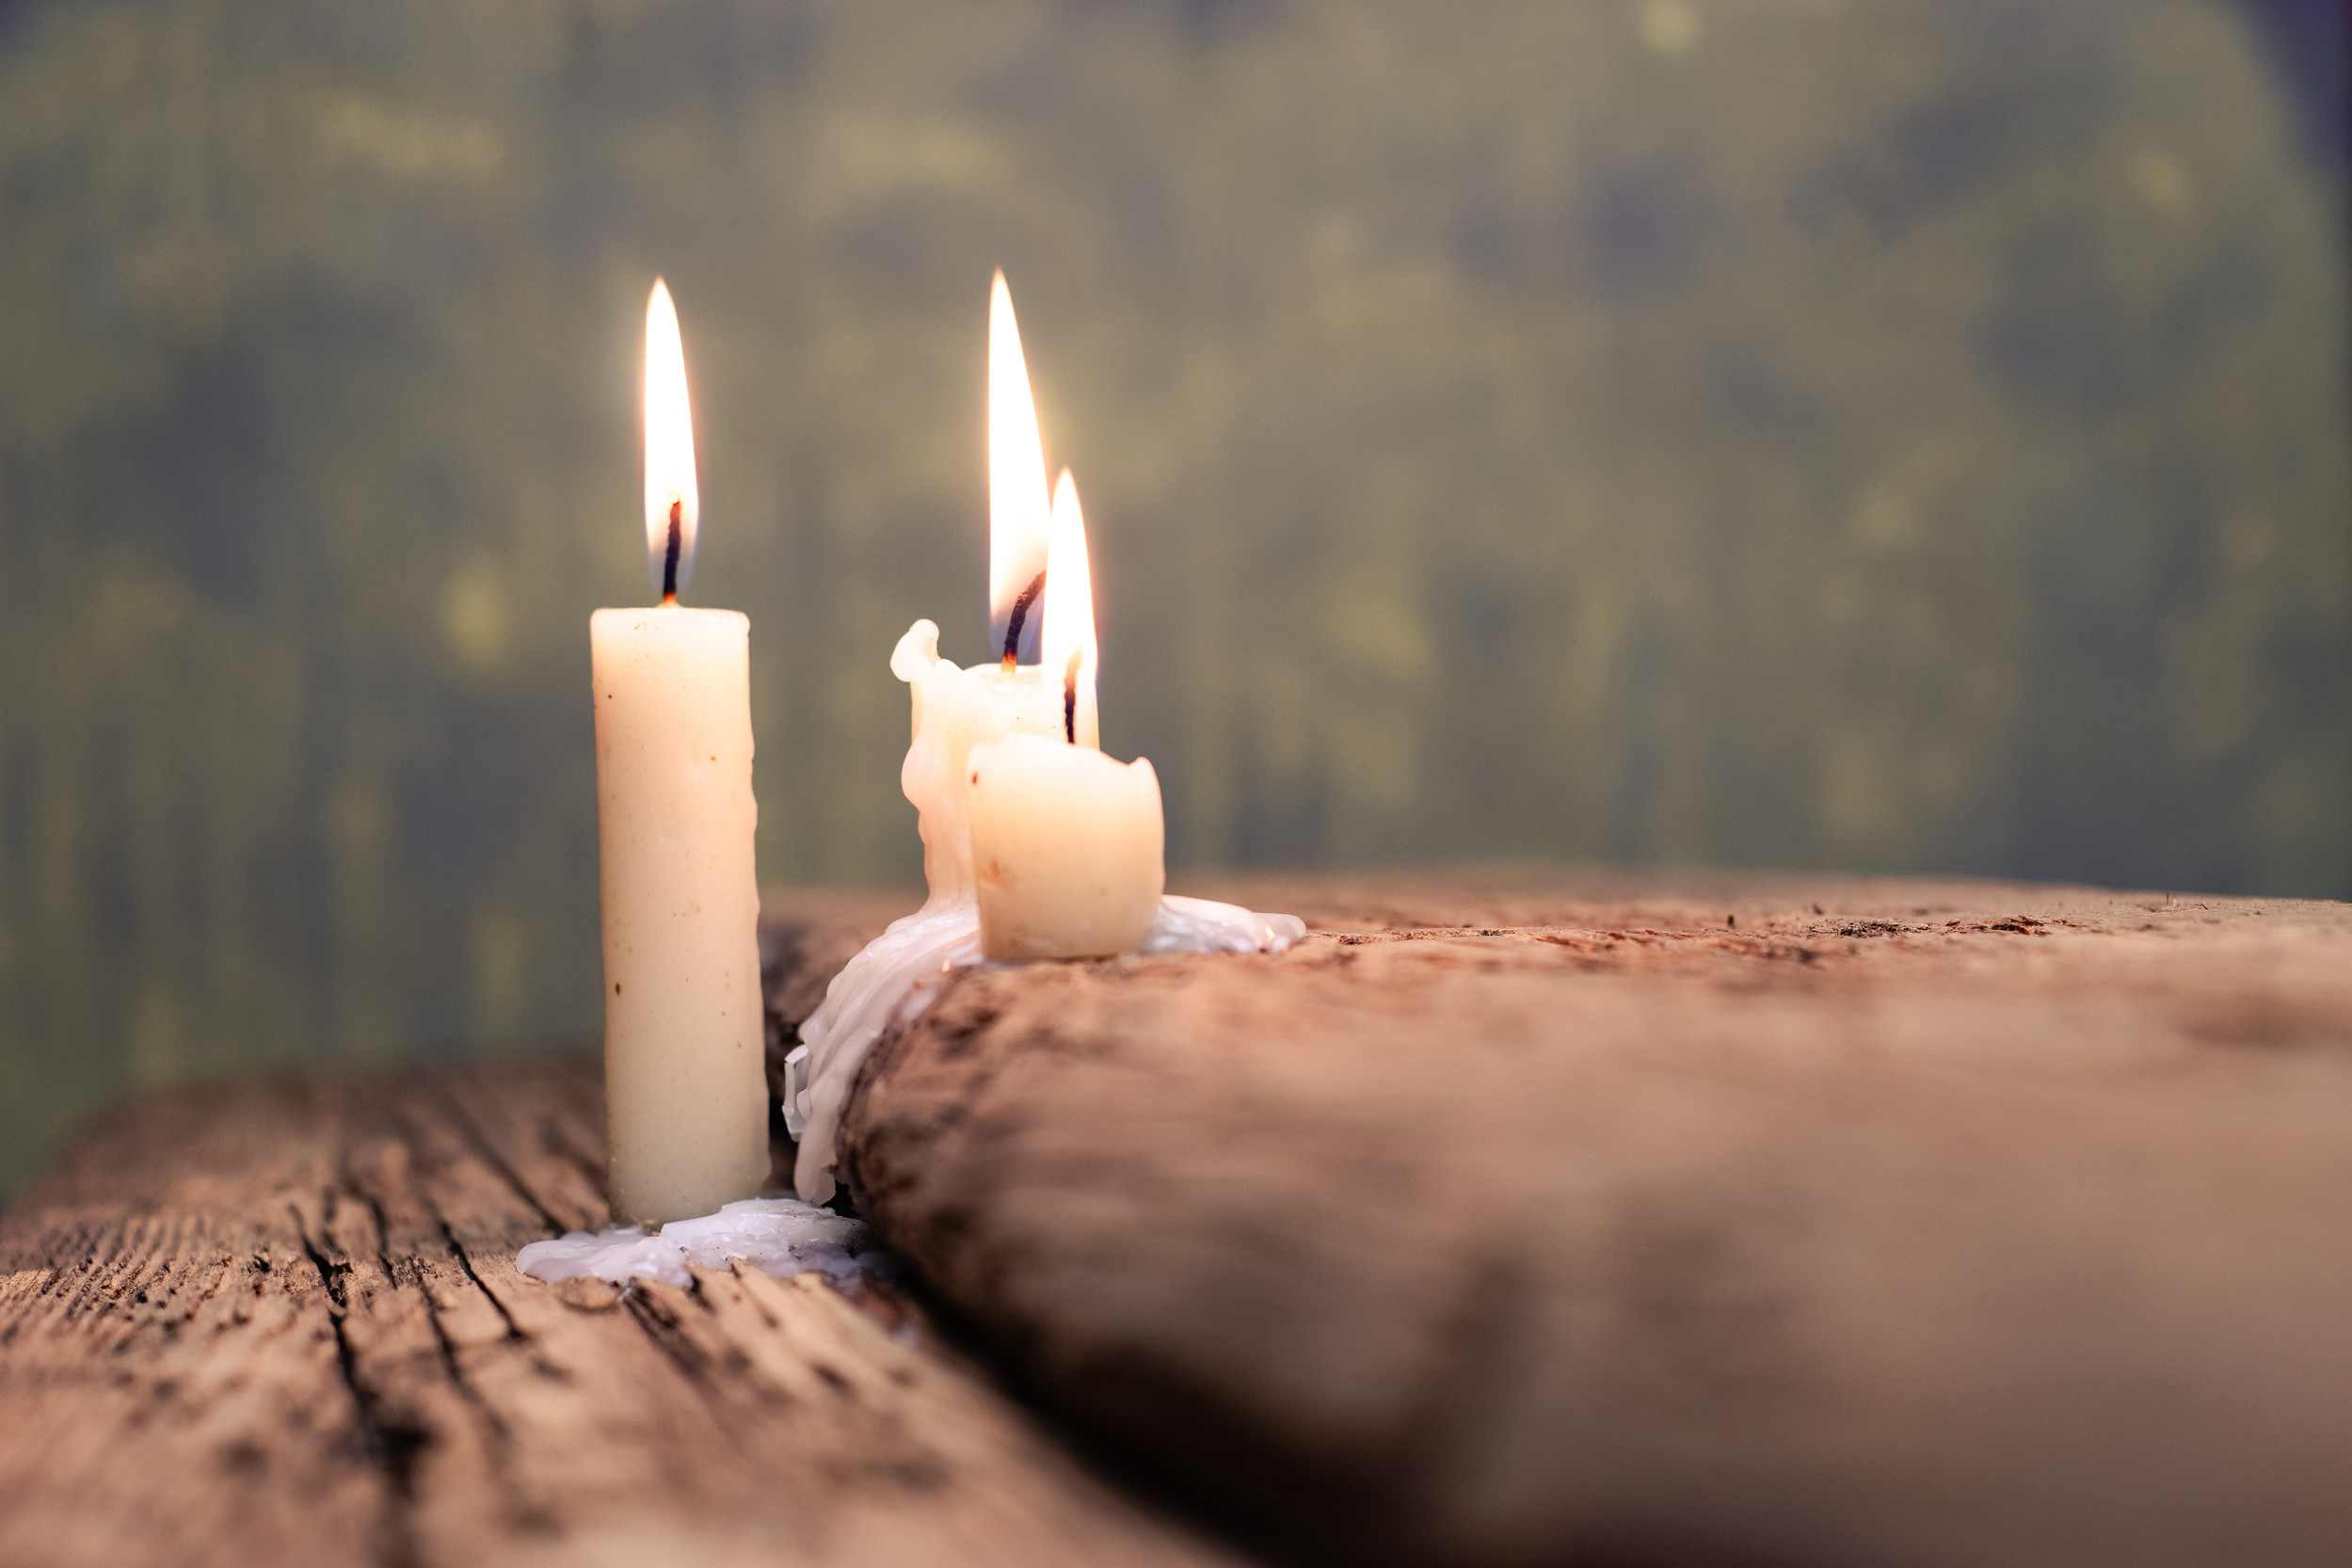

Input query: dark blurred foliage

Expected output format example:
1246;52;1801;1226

1;0;2345;1196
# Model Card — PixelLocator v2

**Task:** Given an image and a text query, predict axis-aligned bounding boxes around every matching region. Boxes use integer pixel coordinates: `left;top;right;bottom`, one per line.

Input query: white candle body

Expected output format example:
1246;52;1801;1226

968;734;1163;959
978;665;1098;749
591;606;767;1224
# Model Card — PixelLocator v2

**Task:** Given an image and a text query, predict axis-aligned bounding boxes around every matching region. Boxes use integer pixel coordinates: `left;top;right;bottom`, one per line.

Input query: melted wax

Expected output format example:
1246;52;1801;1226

782;893;1304;1207
516;1194;878;1288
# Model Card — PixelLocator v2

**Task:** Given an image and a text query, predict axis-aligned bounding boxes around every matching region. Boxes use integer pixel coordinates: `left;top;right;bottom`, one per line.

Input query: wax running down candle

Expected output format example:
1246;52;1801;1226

591;280;767;1226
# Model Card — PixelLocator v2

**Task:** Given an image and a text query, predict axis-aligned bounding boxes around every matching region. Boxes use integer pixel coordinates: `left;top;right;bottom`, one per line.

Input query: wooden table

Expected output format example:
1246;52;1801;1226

8;871;2352;1568
0;1063;1238;1568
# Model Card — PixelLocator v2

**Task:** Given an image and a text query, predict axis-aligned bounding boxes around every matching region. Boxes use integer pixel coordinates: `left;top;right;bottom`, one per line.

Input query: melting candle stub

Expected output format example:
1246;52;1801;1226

968;734;1164;961
779;617;1307;1208
800;280;1298;1206
516;1195;886;1289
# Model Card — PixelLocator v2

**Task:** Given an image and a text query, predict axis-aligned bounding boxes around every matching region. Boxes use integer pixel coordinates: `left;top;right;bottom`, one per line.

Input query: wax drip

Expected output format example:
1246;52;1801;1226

786;895;1305;1207
1000;570;1045;670
1063;649;1080;743
662;498;683;606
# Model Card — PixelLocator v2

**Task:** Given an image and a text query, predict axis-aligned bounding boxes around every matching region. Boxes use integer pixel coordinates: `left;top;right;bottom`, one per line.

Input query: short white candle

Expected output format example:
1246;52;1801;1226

967;471;1152;957
968;736;1163;959
591;280;766;1226
948;278;1159;958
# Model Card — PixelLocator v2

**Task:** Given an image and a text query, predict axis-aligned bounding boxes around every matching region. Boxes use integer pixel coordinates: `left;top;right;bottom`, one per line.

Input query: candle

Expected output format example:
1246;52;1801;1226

589;280;767;1226
895;279;1161;954
968;737;1164;957
783;274;1303;1208
886;276;1105;911
968;472;1161;959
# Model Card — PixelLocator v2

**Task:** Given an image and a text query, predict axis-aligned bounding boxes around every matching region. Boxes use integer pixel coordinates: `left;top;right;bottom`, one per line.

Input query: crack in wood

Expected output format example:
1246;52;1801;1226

292;1200;429;1568
291;1205;351;1313
437;1092;570;1236
342;1172;399;1286
433;1216;525;1342
535;1113;609;1202
418;1273;512;1446
622;1285;745;1434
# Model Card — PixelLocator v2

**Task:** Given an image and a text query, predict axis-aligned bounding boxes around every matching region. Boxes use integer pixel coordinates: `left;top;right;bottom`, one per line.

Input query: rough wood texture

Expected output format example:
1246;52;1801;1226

0;1060;1242;1568
15;870;2352;1568
835;869;2352;1568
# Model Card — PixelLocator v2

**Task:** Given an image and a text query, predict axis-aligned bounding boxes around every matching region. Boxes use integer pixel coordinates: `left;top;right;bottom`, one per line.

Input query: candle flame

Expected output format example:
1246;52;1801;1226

644;279;699;600
988;271;1051;658
1041;470;1096;687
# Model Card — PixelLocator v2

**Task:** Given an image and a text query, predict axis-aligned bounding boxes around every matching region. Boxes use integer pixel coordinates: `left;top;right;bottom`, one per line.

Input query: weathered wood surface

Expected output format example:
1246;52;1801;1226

0;1060;1243;1568
13;870;2352;1568
827;869;2352;1568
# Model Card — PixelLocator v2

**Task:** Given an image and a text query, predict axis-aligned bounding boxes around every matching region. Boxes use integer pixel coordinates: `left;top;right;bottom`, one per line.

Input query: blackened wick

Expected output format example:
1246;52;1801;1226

1000;570;1046;670
662;498;684;605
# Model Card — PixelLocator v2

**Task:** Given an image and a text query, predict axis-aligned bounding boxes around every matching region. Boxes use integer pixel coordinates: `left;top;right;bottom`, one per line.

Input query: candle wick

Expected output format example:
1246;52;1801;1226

1000;570;1045;670
1062;649;1080;744
661;498;682;607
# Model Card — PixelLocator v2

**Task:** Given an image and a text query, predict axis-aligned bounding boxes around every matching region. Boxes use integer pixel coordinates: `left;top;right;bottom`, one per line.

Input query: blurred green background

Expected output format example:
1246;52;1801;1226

1;0;2345;1198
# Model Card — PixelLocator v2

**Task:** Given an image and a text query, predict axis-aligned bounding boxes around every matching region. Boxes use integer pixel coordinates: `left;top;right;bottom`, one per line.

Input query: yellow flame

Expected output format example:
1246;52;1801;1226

988;271;1051;627
1041;470;1096;682
643;278;699;596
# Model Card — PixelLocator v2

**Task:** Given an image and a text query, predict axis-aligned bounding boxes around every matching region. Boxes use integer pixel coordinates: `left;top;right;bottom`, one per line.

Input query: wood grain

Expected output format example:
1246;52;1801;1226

14;869;2352;1568
836;869;2352;1568
0;1059;1243;1568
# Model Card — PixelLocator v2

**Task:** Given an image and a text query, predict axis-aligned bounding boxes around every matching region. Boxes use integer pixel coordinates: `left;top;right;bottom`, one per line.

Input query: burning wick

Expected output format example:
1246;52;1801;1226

661;497;684;606
1062;650;1080;744
1000;569;1045;670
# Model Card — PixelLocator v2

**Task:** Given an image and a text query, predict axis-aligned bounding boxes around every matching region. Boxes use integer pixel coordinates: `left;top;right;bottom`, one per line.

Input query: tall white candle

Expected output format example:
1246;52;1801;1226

592;280;766;1226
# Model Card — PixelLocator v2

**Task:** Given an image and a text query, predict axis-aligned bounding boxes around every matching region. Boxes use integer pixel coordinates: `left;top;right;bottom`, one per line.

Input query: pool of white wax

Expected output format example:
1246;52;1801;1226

515;1194;879;1288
